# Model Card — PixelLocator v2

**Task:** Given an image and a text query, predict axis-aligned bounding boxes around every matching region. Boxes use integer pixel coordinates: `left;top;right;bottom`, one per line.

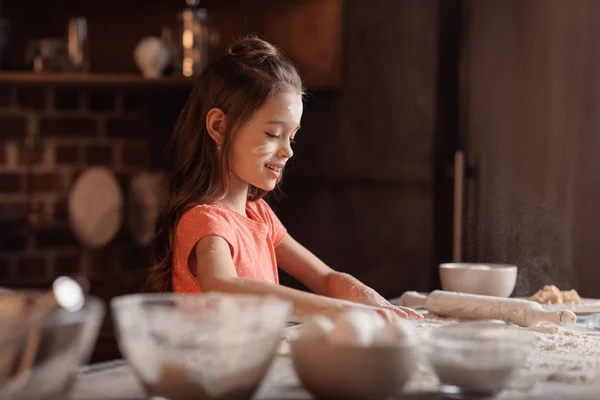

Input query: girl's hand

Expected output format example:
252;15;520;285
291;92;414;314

390;305;424;320
370;305;424;322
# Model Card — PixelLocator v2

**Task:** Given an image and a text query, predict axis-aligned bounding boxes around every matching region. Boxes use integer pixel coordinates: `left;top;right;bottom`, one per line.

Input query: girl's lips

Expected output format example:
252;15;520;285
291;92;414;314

265;163;283;178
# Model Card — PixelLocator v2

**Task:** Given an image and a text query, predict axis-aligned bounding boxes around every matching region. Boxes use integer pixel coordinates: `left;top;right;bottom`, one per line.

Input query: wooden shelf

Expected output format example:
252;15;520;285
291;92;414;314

0;72;195;87
0;71;340;91
0;0;342;91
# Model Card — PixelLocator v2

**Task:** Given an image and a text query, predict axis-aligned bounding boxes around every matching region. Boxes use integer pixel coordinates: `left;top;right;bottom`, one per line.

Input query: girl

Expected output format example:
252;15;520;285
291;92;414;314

147;35;422;322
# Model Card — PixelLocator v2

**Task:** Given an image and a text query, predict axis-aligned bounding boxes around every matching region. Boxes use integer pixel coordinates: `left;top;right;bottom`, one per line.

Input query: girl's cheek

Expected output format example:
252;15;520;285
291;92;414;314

263;142;277;154
251;142;277;157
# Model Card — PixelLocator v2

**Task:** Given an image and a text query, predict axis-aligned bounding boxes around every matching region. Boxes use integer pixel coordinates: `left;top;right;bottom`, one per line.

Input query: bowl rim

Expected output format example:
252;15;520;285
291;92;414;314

0;295;106;353
424;326;534;350
110;292;292;311
40;295;105;329
0;294;105;324
439;263;517;271
291;335;419;352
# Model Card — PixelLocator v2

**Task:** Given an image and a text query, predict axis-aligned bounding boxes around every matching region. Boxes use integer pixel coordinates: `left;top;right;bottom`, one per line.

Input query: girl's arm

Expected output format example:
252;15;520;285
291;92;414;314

275;234;423;319
193;235;405;321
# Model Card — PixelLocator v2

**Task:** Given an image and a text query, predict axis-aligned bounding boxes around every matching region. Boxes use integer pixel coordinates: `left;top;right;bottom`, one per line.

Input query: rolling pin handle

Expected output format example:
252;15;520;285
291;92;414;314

559;310;577;326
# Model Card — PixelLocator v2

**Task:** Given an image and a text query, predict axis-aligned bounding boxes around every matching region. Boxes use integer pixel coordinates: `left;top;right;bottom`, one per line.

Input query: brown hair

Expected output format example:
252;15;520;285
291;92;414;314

144;35;304;292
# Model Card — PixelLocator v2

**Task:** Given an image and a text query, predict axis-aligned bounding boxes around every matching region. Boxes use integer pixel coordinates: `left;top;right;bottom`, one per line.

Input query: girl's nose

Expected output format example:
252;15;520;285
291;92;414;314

279;142;293;159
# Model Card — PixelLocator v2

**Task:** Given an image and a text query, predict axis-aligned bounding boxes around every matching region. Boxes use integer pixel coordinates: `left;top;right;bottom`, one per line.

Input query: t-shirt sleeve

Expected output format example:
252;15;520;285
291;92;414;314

175;205;236;266
255;199;287;247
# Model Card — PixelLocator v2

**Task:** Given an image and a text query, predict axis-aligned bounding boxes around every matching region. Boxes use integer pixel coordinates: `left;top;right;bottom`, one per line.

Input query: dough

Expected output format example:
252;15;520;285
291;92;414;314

529;285;583;305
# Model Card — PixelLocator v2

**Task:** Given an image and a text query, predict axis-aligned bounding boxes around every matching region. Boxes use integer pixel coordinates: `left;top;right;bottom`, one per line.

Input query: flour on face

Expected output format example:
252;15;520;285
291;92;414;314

287;103;303;124
251;142;277;162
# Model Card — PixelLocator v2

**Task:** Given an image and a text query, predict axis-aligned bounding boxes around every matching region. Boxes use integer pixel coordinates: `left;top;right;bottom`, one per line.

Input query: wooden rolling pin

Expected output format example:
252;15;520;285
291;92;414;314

400;290;577;327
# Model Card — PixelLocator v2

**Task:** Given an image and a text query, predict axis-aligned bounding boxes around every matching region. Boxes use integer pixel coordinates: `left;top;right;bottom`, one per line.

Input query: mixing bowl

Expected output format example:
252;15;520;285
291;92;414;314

424;323;533;399
0;295;105;400
291;326;419;399
111;293;291;400
439;263;518;297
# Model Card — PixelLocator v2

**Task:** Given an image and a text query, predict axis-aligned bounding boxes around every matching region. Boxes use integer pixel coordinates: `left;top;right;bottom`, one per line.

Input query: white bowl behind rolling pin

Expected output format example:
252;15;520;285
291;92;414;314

439;263;518;297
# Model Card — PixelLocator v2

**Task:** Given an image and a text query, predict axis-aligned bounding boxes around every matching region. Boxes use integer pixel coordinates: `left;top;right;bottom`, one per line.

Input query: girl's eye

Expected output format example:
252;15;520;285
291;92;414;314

290;138;296;145
265;132;279;139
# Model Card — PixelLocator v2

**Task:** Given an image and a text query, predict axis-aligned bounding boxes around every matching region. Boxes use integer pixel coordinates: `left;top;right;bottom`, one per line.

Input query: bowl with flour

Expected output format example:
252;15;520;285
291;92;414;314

111;293;291;400
291;311;420;399
424;323;534;398
439;263;518;297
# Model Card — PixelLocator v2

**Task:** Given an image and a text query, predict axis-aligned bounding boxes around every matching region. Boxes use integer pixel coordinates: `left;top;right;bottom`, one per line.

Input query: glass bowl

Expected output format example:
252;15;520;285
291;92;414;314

0;296;106;400
424;323;534;399
111;293;292;400
291;335;419;399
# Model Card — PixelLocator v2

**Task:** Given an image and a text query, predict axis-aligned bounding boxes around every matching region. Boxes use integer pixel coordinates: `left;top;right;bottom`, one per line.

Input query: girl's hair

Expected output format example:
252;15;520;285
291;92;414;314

144;35;304;293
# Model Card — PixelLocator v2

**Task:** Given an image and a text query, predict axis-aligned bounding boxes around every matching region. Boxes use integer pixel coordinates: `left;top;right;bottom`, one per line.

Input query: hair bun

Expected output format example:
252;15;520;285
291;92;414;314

228;35;280;64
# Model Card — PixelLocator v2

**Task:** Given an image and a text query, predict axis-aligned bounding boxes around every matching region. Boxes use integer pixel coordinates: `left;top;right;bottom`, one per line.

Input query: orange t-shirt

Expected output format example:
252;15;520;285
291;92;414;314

172;199;287;293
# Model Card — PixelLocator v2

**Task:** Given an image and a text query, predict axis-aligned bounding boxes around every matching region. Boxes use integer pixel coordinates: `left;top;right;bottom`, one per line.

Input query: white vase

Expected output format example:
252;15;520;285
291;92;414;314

134;36;170;78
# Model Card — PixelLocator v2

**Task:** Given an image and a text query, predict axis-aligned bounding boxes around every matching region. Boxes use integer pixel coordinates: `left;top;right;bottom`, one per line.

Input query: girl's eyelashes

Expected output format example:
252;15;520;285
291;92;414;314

265;132;296;145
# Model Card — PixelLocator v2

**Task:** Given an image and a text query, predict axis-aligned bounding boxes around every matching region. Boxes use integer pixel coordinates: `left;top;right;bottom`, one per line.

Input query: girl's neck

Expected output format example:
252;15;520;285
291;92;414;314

218;175;250;216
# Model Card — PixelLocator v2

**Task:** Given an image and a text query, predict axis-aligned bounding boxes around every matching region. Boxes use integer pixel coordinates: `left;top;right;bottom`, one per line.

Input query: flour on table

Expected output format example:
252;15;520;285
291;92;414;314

507;323;600;384
404;315;600;393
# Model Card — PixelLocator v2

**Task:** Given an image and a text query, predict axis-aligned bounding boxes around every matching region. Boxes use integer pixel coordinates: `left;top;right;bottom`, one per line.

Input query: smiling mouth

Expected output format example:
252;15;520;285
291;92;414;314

266;164;282;173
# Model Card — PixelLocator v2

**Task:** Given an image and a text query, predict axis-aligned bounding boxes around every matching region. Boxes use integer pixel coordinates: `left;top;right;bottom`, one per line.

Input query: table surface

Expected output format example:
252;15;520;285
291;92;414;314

67;299;600;400
68;338;600;400
67;357;600;400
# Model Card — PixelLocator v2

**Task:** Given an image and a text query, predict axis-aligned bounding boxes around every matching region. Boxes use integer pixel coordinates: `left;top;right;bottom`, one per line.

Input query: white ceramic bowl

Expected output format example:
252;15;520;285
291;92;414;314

439;263;518;297
111;293;291;400
291;334;419;399
424;323;533;398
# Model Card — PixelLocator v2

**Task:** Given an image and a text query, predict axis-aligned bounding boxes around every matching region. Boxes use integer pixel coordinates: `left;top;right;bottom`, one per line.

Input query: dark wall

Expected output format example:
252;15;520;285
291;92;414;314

461;0;600;297
275;0;441;298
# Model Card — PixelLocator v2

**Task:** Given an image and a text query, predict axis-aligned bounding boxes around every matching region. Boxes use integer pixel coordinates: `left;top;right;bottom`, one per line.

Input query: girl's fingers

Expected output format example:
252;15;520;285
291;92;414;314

376;307;405;322
396;306;424;320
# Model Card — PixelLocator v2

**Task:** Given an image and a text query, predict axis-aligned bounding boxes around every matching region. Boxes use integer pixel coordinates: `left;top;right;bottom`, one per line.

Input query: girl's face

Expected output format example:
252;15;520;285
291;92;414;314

230;89;303;191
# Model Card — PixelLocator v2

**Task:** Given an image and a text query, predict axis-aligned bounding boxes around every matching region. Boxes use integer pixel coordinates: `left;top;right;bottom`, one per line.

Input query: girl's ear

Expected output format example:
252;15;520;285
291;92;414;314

206;108;228;146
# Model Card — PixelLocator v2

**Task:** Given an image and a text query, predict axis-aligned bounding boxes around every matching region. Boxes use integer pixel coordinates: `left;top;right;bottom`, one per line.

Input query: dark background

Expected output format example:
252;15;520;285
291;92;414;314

1;0;598;362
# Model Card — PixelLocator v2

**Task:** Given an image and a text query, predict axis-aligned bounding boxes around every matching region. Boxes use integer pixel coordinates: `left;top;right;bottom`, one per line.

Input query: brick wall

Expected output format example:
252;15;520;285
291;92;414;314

0;82;187;361
0;83;152;284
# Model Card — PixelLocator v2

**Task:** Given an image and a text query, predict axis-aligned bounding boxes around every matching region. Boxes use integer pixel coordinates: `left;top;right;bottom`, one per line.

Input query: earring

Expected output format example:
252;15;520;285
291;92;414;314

217;144;221;150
